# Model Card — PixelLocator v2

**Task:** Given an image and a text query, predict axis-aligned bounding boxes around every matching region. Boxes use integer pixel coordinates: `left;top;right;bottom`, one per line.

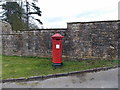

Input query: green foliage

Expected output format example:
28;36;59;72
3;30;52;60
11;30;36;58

1;1;42;31
31;3;42;16
2;2;28;31
28;2;42;24
2;55;117;79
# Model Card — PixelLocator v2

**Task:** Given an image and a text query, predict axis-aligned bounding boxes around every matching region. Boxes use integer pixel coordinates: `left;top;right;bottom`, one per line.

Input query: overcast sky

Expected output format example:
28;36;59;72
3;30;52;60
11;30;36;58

1;0;119;28
35;0;119;28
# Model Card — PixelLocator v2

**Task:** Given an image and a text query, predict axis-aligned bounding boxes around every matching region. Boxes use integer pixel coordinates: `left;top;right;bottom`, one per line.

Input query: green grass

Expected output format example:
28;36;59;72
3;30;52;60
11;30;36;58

0;55;2;80
2;55;118;79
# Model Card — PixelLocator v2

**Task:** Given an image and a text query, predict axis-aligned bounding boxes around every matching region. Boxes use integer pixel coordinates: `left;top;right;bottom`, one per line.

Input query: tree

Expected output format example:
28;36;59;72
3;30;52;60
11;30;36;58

2;2;27;31
1;0;42;31
25;1;43;28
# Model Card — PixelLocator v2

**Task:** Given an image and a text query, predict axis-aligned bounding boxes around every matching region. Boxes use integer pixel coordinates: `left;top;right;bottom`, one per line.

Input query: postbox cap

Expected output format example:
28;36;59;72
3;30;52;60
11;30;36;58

51;33;64;39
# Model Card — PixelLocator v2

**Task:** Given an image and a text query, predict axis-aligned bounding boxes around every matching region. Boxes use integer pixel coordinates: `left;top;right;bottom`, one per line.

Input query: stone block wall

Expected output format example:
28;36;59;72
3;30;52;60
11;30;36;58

1;20;119;60
2;28;67;58
66;20;119;60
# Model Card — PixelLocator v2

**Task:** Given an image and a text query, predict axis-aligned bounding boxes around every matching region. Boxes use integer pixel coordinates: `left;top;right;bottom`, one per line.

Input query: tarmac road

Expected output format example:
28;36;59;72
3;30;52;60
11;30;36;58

2;68;119;88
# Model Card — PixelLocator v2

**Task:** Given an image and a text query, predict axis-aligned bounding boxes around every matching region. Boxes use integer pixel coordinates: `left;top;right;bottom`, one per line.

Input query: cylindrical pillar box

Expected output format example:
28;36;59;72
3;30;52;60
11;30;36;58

51;33;64;66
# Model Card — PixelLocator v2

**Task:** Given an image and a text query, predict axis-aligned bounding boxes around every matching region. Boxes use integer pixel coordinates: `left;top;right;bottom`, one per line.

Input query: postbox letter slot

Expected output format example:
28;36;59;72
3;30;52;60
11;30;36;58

56;39;60;40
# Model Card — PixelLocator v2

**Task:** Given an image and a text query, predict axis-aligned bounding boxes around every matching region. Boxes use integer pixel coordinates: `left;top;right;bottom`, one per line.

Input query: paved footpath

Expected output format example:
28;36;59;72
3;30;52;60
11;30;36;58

2;68;119;88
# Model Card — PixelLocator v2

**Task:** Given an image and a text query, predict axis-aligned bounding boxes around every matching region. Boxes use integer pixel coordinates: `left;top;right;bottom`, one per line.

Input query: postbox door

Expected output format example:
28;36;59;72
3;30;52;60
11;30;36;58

52;40;62;63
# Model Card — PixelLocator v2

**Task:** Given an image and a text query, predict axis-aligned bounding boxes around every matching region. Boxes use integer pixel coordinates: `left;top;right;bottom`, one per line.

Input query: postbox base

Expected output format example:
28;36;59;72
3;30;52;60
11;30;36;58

52;63;63;67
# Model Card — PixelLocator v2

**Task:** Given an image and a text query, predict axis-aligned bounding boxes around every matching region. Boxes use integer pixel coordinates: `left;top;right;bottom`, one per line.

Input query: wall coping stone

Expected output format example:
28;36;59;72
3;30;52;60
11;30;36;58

67;20;120;24
19;28;67;31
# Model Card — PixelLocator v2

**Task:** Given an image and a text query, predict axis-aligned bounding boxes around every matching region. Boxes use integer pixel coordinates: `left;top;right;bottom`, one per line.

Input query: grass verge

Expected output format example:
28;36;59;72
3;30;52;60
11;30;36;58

2;55;118;79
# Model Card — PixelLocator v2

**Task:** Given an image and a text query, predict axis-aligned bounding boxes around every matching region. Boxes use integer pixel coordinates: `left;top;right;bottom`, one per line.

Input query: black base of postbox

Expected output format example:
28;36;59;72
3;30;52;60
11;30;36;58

52;63;63;67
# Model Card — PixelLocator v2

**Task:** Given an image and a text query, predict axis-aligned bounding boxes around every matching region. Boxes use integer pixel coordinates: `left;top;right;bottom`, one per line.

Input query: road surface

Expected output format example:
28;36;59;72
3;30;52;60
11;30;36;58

2;68;119;88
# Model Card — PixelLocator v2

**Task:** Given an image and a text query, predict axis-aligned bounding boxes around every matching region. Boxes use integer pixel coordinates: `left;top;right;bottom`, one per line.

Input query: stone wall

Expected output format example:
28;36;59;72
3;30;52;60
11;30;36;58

1;20;119;60
2;28;67;58
66;20;119;60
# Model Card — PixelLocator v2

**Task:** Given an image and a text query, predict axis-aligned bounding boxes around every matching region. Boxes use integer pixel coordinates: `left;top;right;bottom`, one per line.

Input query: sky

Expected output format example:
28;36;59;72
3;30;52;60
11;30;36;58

0;0;119;28
35;0;119;28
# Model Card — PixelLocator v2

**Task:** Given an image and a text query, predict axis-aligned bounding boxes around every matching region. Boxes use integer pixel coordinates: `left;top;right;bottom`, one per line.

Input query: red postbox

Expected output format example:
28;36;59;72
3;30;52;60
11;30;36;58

51;33;64;66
